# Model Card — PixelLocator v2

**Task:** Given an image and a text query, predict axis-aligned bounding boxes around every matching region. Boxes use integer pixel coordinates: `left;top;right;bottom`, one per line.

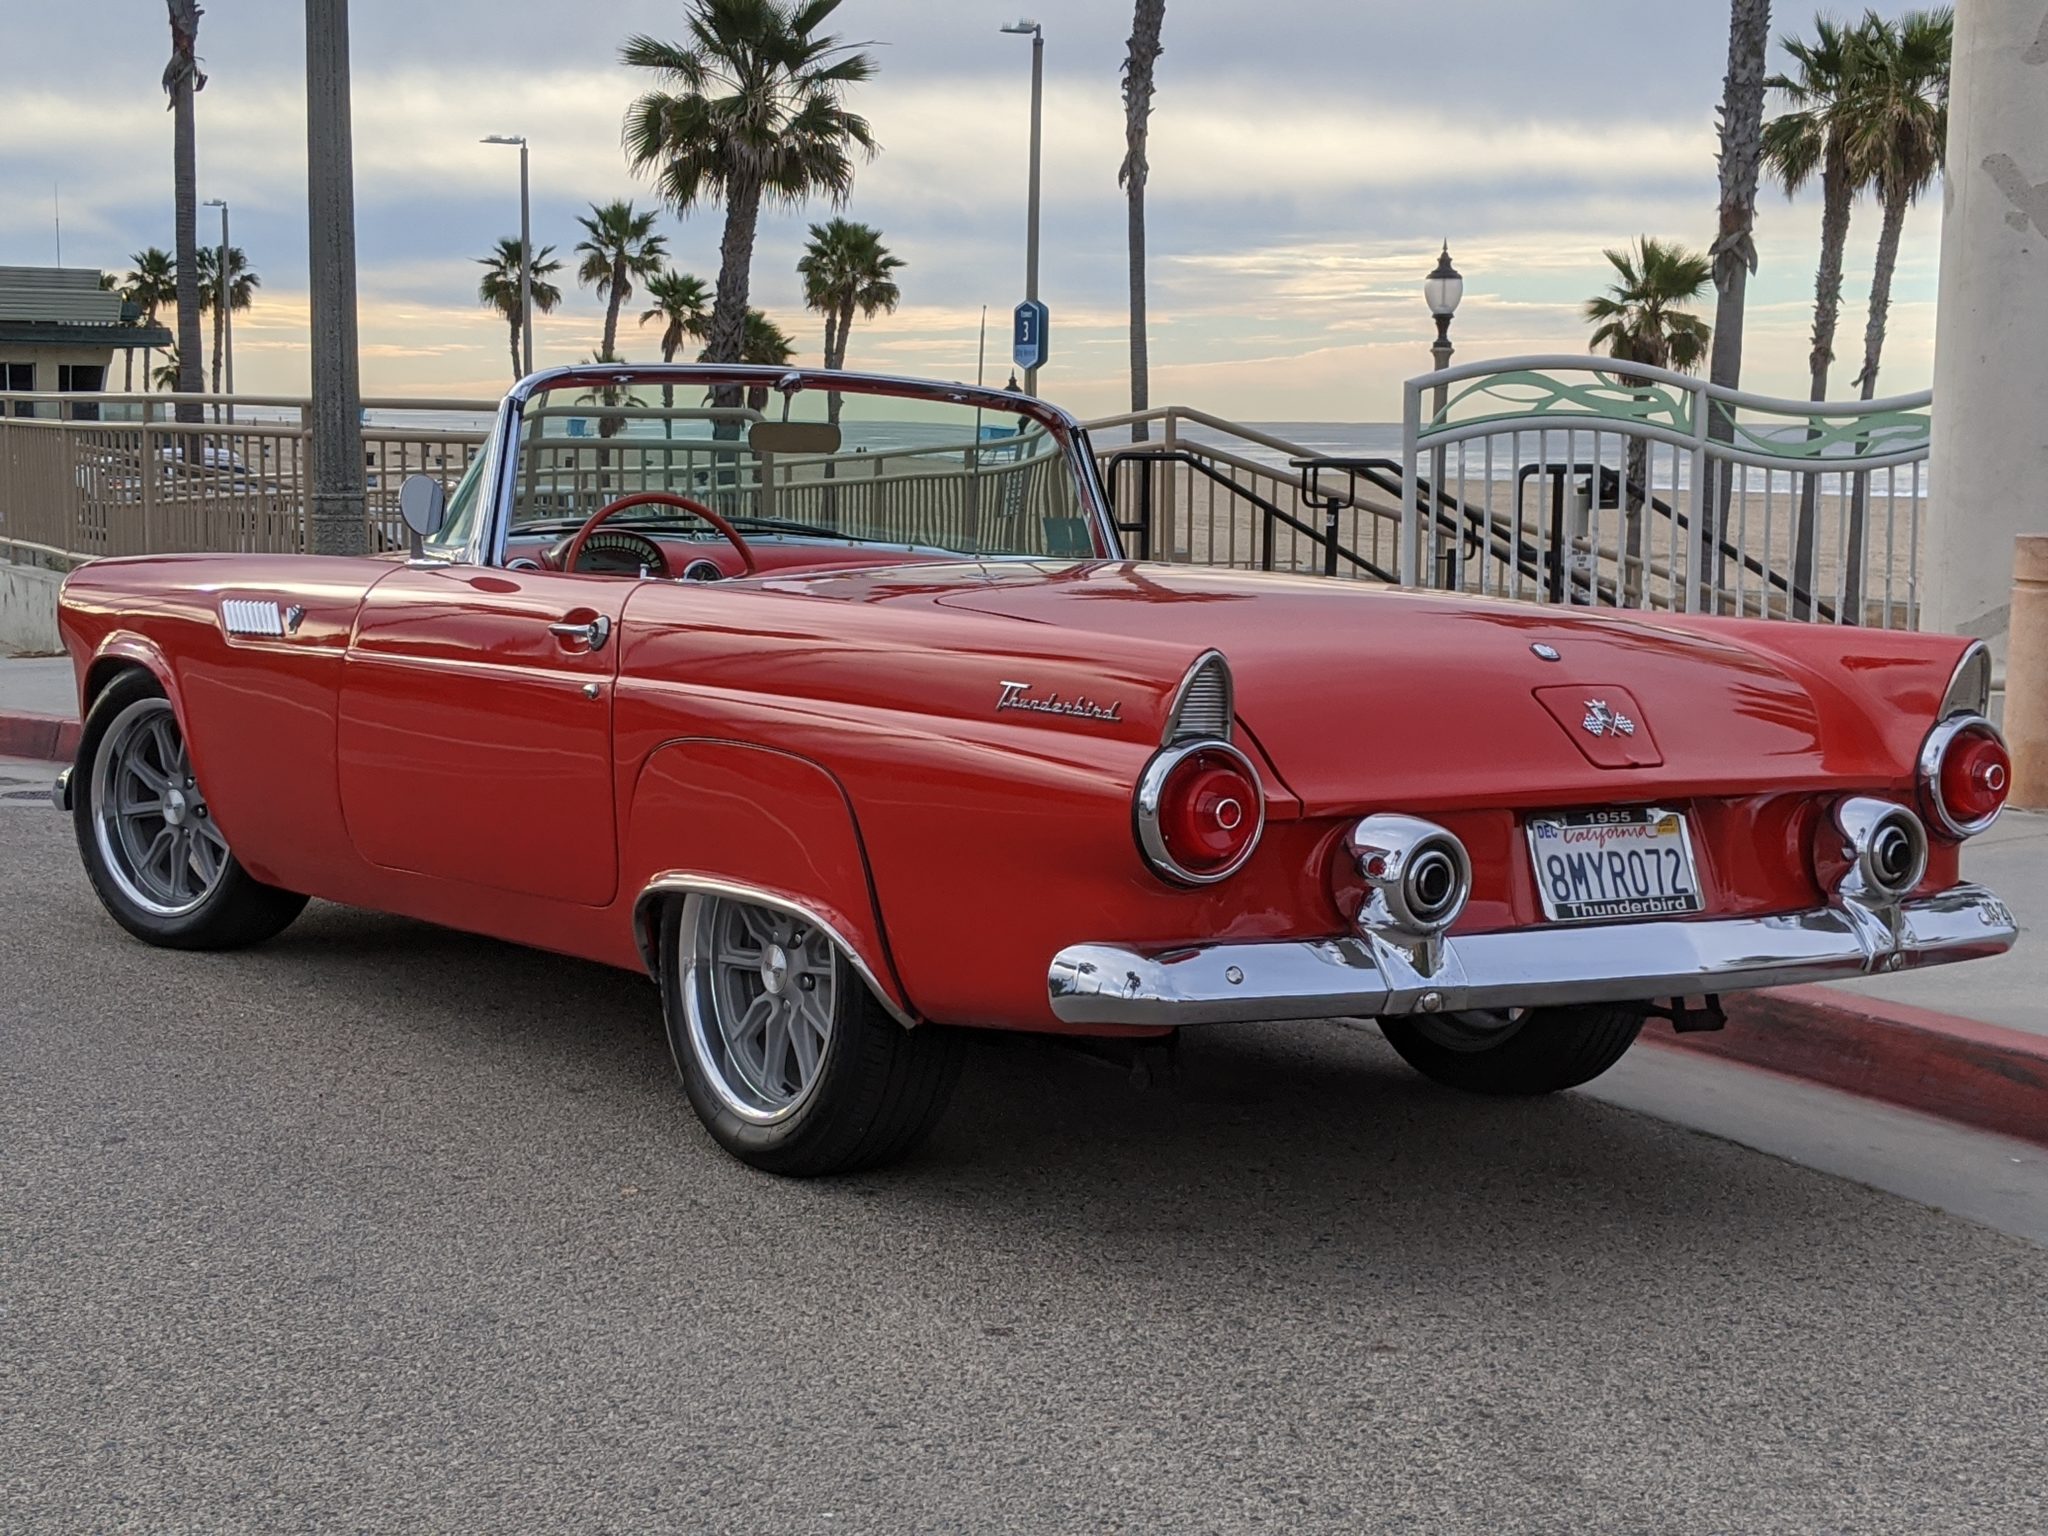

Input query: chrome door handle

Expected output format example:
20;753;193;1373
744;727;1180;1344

548;614;611;651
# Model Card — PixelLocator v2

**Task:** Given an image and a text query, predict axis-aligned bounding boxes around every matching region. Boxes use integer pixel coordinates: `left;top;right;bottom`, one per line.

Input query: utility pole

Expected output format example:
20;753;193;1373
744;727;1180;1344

305;0;366;555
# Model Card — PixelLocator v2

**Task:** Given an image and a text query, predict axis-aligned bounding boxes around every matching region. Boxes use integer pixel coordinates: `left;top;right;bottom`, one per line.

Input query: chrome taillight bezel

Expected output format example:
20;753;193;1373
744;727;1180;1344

1918;713;2010;840
1133;739;1266;886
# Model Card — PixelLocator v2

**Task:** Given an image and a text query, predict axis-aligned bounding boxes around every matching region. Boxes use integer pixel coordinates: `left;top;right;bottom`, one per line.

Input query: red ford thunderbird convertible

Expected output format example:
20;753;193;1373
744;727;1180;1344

54;366;2017;1174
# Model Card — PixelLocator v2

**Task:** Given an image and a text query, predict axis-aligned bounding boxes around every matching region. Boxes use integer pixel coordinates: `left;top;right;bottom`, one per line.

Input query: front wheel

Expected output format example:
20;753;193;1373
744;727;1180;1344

659;893;961;1176
1378;1002;1648;1096
72;670;308;950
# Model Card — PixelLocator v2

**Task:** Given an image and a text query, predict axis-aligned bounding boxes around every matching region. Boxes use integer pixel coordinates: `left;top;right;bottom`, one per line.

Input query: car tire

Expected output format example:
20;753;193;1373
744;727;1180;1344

72;669;308;950
1378;1002;1648;1096
659;892;962;1176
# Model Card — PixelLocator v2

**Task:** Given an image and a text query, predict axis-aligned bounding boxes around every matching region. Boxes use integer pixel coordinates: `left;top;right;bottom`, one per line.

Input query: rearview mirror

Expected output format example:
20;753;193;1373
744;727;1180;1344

398;473;447;556
748;421;842;456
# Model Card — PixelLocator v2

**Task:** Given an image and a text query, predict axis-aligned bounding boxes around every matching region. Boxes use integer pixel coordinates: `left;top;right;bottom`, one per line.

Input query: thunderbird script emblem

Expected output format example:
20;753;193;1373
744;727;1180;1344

997;679;1123;724
1581;699;1637;738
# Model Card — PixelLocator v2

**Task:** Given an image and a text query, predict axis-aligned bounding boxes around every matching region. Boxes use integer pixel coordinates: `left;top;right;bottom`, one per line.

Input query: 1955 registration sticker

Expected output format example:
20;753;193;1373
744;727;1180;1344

1526;807;1704;923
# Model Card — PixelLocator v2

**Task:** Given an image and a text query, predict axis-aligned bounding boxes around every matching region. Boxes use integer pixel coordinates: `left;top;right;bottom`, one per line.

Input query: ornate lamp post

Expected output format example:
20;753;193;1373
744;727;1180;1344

1423;242;1463;375
1422;243;1463;586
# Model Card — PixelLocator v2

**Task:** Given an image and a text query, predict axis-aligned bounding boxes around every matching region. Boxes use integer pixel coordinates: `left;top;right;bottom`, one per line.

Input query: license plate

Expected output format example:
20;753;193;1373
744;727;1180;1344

1526;807;1704;923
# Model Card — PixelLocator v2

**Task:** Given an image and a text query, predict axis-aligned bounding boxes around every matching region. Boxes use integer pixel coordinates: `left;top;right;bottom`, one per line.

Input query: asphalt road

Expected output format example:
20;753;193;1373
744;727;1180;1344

4;797;2047;1535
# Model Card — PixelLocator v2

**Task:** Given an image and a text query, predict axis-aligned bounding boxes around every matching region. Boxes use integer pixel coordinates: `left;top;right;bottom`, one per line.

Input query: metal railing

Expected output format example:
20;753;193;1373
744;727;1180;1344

1086;406;1406;577
1;377;1934;633
1399;356;1932;627
0;391;492;562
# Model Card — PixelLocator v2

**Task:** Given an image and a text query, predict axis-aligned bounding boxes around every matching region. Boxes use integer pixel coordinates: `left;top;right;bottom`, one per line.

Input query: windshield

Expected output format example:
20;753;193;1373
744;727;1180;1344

498;375;1101;560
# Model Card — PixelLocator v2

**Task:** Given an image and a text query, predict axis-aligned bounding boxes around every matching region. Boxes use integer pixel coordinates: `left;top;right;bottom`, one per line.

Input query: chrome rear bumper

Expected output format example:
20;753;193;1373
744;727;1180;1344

1046;884;2016;1028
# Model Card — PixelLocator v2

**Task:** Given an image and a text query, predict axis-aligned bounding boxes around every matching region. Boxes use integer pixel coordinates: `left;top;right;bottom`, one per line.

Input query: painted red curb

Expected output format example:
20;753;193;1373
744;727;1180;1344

0;711;79;764
1646;983;2048;1148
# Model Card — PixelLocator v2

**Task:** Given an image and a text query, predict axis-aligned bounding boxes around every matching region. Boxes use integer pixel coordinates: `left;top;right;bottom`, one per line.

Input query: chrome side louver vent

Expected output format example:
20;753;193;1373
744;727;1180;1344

221;599;285;637
1165;651;1234;743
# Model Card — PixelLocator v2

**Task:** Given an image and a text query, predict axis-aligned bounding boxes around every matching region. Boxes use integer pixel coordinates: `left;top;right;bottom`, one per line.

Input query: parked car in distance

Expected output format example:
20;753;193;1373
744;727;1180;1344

53;365;2018;1174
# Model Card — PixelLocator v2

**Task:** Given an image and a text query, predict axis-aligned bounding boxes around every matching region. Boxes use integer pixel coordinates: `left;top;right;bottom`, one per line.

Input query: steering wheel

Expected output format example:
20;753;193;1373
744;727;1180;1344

555;491;758;577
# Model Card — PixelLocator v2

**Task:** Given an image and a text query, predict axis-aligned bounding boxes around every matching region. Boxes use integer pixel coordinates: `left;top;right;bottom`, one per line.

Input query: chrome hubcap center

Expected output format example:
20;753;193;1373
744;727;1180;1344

760;942;791;996
163;787;189;827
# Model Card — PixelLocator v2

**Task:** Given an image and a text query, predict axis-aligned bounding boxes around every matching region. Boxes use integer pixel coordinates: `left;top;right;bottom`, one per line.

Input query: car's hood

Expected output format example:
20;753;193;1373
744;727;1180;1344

778;560;1922;813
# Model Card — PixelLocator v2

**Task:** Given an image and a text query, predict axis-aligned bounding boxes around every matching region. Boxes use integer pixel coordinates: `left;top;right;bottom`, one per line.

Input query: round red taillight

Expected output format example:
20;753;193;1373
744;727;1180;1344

1136;743;1265;884
1921;715;2011;838
1939;725;2010;827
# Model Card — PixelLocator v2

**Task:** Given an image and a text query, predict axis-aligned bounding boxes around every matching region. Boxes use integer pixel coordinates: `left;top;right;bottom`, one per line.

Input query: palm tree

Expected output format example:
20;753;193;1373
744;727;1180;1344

477;237;565;383
622;0;877;378
702;309;796;412
574;200;668;362
162;0;206;422
1585;237;1713;605
797;218;902;424
194;245;258;401
1704;0;1772;588
1765;17;1876;402
1120;0;1166;442
639;267;713;362
151;343;184;394
1847;7;1950;399
1764;15;1878;614
123;247;177;392
1839;7;1951;621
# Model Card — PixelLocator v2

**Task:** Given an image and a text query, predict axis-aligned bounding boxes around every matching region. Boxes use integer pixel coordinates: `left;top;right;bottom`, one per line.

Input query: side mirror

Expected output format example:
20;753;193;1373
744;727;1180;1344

398;473;447;557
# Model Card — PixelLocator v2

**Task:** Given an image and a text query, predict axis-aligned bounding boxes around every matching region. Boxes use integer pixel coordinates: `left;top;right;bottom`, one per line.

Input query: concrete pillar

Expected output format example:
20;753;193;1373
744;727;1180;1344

2007;535;2048;806
1923;0;2048;645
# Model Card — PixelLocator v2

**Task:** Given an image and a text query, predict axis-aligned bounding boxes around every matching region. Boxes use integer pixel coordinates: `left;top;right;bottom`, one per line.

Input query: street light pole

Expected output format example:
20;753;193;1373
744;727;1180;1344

483;135;532;378
1422;242;1464;588
1001;20;1044;395
204;198;232;424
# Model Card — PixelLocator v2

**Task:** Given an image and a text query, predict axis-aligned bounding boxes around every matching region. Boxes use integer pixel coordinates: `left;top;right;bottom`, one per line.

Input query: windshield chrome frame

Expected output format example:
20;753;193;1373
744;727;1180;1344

472;364;1125;570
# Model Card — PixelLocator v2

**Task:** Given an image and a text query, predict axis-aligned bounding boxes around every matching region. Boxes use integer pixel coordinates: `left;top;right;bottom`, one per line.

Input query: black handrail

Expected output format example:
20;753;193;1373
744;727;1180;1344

1100;448;1397;582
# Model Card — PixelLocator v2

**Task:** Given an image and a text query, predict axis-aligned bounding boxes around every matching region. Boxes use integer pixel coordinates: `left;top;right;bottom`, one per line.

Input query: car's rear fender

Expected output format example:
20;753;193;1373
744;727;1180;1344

620;739;916;1023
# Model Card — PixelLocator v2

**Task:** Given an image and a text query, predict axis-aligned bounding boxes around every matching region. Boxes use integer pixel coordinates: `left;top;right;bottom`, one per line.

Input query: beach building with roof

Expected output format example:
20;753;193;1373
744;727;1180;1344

0;266;171;418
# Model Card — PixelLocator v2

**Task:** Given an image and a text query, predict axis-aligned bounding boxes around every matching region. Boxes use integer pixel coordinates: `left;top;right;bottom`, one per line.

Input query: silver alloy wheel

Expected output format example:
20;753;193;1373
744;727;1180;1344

1411;1007;1531;1054
682;894;841;1124
89;696;232;919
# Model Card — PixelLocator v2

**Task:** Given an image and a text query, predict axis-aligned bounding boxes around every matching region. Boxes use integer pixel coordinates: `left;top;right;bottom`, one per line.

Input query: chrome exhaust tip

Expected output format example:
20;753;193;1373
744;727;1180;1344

1834;796;1928;904
1350;814;1473;937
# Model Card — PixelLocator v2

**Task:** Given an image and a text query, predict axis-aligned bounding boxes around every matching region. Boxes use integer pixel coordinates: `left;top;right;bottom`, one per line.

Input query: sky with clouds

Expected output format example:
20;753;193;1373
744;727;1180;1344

1;0;1946;420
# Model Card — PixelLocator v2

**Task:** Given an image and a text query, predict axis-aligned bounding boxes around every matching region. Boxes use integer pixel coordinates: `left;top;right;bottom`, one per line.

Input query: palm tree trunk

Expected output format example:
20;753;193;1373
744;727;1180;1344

211;298;225;418
170;18;204;426
1839;184;1910;623
1791;155;1854;619
1856;187;1909;400
1624;437;1650;607
707;177;764;433
1122;0;1164;447
123;350;135;392
603;258;625;360
708;177;763;367
1704;0;1770;609
509;316;522;384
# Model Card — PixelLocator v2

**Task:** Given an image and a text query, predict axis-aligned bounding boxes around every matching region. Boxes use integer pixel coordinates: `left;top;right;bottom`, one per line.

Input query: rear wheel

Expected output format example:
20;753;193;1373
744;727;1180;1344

72;670;307;949
659;893;961;1176
1378;1002;1648;1096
